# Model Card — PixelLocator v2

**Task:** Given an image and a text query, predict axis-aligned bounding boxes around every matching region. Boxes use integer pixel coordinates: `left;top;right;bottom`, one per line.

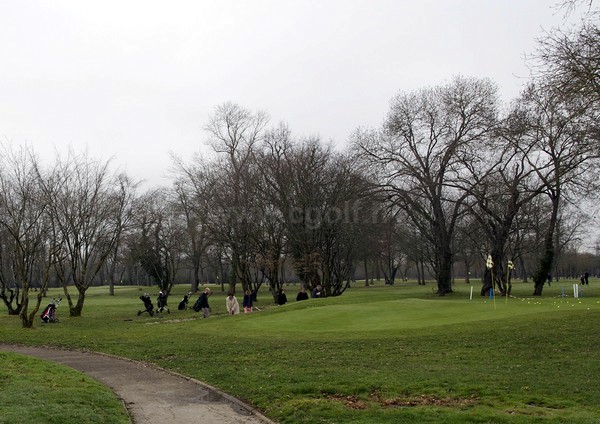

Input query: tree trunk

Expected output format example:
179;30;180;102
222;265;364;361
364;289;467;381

69;288;86;317
191;263;200;293
387;266;398;285
518;256;528;283
481;268;493;296
496;262;509;296
20;291;44;328
19;288;32;328
464;259;471;284
1;288;22;315
532;197;559;296
436;251;453;295
533;242;554;296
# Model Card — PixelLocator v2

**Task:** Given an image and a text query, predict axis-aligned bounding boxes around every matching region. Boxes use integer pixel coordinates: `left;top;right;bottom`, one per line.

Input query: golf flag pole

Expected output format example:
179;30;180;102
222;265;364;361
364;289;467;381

506;260;514;305
486;254;495;310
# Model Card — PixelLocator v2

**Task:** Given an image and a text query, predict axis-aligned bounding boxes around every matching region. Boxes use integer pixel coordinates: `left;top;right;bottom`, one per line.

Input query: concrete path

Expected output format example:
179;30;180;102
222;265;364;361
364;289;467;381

0;344;274;424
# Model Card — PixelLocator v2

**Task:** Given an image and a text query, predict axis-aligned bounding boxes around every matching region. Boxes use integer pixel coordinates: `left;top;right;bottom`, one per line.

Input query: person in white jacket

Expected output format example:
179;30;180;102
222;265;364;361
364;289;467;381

226;291;240;315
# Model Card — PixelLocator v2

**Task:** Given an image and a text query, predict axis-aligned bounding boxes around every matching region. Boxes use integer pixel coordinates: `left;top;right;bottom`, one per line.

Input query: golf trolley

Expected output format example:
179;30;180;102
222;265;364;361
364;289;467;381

137;293;154;317
178;292;192;310
40;298;62;323
156;291;170;314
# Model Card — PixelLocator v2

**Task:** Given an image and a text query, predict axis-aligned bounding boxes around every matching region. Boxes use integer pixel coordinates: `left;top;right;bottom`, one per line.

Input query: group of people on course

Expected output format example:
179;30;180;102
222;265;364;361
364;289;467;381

192;284;324;317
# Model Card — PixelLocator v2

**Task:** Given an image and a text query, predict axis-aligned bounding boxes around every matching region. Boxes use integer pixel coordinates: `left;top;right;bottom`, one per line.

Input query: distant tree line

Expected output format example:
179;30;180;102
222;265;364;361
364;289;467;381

1;4;598;327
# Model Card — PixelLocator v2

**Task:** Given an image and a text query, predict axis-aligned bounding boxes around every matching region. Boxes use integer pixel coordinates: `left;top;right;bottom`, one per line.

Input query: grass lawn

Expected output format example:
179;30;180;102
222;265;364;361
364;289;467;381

1;279;599;423
0;352;130;424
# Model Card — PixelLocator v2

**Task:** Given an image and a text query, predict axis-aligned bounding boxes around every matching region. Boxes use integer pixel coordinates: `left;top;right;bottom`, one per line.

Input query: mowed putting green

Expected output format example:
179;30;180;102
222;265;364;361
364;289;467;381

1;281;599;423
239;296;595;337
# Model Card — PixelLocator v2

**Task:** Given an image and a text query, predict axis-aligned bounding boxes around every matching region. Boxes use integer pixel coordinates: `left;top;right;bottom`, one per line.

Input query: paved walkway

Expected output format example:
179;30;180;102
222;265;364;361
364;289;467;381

0;344;274;424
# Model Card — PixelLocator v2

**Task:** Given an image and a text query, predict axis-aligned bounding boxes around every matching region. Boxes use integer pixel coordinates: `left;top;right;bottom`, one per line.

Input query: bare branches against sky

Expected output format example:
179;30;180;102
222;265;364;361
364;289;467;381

0;0;589;186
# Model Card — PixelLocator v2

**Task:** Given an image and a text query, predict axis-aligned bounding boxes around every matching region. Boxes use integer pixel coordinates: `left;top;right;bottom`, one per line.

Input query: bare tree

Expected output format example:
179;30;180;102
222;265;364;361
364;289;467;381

260;126;372;296
130;189;186;298
0;145;56;327
532;5;599;104
457;115;546;296
39;151;134;316
318;153;372;296
353;76;499;294
521;2;600;293
170;155;216;293
204;102;269;293
514;83;599;295
552;208;587;279
372;208;413;286
453;215;485;285
105;174;137;296
258;124;299;295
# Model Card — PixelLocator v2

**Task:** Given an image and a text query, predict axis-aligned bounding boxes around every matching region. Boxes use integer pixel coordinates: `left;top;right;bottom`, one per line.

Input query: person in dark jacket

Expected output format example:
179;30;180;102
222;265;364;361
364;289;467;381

296;287;309;301
193;288;212;318
242;290;253;313
277;288;287;305
312;285;322;298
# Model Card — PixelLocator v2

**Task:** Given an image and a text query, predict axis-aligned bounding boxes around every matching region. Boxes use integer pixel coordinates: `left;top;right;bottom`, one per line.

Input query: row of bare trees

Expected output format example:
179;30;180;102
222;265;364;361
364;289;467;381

0;87;596;326
170;105;379;301
0;148;136;326
1;4;597;326
352;72;598;296
353;4;599;295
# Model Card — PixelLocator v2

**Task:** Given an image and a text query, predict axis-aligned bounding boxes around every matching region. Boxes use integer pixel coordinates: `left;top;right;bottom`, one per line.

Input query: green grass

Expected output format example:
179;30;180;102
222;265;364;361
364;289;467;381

1;280;600;423
0;352;130;424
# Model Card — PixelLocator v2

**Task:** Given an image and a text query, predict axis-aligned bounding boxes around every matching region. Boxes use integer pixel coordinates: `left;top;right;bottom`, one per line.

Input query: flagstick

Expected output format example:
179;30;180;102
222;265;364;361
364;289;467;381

506;261;515;305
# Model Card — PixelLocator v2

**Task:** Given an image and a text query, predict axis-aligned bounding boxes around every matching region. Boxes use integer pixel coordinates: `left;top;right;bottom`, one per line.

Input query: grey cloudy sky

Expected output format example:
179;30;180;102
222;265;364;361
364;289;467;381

0;0;586;187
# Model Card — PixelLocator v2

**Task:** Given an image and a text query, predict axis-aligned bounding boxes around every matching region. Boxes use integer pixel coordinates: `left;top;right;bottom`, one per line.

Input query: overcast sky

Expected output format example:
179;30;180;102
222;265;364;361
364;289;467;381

0;0;587;187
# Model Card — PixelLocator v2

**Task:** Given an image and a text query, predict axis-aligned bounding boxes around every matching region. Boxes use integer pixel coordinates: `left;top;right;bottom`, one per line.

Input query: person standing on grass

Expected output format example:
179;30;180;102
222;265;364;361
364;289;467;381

226;291;240;315
277;288;287;305
242;290;253;313
196;287;212;318
584;271;590;285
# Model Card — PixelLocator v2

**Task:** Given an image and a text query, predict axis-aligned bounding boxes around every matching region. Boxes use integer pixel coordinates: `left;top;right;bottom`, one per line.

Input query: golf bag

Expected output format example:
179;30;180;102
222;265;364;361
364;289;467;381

178;293;191;310
137;293;154;316
40;298;62;323
156;291;170;314
192;296;203;312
